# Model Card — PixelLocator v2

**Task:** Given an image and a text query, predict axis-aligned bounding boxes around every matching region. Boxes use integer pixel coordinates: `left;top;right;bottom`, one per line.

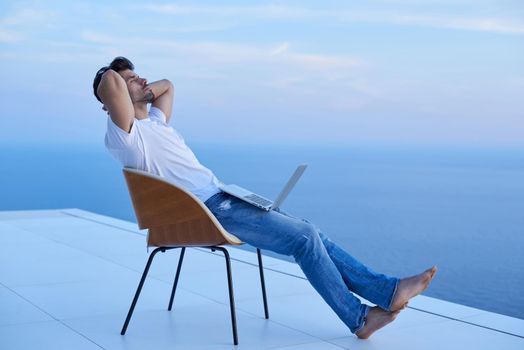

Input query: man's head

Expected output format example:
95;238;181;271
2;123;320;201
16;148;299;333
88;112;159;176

93;56;152;108
93;56;135;103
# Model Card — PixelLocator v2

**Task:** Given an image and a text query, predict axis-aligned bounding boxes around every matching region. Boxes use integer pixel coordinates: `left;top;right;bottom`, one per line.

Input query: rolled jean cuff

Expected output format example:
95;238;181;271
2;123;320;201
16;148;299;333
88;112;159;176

352;304;370;334
385;277;400;311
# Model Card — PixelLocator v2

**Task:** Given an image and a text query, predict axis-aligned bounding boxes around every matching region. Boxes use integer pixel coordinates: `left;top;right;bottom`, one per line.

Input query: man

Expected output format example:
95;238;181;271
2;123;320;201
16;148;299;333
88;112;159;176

93;56;437;339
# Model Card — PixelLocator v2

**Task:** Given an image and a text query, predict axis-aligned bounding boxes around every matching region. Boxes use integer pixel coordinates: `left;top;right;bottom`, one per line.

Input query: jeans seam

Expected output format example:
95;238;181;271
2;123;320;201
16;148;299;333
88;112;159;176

336;257;394;303
353;304;370;334
385;278;400;311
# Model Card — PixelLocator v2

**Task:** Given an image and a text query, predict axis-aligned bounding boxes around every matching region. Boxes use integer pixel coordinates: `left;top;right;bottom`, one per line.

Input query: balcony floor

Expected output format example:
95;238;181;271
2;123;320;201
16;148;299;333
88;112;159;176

1;209;522;349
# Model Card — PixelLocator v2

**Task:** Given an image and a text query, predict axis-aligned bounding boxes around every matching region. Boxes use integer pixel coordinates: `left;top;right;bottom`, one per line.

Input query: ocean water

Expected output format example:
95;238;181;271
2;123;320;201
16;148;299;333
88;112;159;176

1;143;523;319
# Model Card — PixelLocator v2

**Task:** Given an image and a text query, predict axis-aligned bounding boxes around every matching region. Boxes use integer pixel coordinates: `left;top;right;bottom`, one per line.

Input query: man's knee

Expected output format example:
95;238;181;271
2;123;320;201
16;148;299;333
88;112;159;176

292;222;321;257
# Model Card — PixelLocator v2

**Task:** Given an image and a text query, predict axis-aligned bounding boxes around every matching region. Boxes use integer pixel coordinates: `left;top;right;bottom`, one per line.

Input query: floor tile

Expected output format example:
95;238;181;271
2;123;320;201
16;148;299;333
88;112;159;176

0;321;103;350
461;312;524;337
165;264;316;306
238;293;449;341
266;262;306;279
6;216;98;232
207;246;286;267
63;304;320;350
0;210;68;221
107;247;234;279
61;209;143;234
0;222;52;246
271;341;347;349
0;242;140;287
12;275;212;320
330;319;524;350
32;225;147;257
408;295;487;319
237;292;351;340
0;285;52;326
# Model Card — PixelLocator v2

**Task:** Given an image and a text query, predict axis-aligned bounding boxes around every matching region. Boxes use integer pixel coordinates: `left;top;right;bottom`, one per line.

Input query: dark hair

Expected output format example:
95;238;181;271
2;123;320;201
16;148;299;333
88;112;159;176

92;56;135;103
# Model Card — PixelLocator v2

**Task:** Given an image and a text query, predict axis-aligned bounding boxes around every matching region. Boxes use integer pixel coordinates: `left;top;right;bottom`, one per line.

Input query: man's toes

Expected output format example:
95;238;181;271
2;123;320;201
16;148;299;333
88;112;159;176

426;267;437;283
429;266;437;277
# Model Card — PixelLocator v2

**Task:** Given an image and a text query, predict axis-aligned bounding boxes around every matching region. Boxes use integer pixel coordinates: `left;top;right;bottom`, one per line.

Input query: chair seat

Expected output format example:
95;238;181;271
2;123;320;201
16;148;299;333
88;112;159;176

123;167;242;247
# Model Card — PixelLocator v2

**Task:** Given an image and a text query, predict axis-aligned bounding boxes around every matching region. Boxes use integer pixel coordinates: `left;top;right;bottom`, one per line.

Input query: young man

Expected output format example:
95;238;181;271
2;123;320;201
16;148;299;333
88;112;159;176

93;56;437;339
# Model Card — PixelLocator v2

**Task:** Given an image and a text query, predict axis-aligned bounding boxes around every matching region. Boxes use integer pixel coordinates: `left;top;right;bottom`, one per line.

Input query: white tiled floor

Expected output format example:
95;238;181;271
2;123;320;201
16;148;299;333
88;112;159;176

1;209;522;350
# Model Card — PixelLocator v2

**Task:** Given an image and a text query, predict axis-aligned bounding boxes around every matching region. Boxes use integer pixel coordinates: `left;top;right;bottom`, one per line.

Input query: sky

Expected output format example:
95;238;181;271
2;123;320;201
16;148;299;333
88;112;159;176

0;0;523;148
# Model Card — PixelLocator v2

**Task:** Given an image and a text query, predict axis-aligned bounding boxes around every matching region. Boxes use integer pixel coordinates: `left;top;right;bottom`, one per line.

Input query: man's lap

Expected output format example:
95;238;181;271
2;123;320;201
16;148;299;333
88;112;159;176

205;192;316;255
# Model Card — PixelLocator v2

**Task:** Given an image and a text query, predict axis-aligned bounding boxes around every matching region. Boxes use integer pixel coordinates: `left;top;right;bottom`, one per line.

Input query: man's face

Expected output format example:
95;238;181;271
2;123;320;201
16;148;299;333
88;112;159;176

118;69;152;103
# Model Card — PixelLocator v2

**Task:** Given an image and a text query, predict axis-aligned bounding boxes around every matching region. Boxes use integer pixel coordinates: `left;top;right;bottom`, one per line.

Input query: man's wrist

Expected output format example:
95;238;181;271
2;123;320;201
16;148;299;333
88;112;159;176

145;90;155;103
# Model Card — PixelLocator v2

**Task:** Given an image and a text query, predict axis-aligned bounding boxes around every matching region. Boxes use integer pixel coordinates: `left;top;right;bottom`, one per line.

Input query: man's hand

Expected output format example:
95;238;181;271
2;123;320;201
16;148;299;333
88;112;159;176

146;79;174;123
144;88;155;104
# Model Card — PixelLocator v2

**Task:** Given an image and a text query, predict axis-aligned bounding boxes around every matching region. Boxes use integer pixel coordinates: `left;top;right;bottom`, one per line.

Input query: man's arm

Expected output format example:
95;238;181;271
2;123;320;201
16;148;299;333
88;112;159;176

97;70;134;132
147;79;174;123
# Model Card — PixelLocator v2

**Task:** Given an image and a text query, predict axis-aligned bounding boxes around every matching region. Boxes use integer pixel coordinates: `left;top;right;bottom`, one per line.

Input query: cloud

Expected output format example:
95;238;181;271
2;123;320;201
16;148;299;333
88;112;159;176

75;30;371;111
0;7;55;26
80;30;117;45
345;12;524;35
154;23;235;33
140;3;315;19
0;30;23;43
270;42;290;56
79;31;362;73
0;8;57;27
0;6;59;42
139;3;524;35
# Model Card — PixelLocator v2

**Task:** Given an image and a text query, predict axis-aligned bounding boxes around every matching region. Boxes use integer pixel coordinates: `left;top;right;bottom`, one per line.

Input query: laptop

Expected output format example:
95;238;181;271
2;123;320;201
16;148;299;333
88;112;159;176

218;164;307;211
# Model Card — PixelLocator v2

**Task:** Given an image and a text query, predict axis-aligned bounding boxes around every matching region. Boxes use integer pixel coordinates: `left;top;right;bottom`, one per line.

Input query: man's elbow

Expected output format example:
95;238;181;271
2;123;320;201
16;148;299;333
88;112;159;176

160;79;174;91
165;79;174;92
101;69;120;84
98;70;125;97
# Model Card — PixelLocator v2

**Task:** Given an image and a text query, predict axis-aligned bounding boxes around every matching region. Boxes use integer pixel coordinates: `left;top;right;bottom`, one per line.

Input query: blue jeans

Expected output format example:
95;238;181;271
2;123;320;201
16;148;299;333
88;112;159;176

204;191;399;333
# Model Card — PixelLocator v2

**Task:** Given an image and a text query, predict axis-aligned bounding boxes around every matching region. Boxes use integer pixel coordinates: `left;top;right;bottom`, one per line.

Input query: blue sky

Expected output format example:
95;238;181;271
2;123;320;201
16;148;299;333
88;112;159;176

1;0;523;147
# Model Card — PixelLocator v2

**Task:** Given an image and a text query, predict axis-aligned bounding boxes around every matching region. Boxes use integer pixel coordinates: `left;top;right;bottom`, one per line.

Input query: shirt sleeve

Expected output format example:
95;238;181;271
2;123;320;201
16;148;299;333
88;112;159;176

105;116;138;150
149;106;167;123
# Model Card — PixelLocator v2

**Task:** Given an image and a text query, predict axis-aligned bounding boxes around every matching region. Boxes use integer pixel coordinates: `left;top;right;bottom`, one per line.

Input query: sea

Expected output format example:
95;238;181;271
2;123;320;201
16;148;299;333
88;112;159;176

2;143;523;319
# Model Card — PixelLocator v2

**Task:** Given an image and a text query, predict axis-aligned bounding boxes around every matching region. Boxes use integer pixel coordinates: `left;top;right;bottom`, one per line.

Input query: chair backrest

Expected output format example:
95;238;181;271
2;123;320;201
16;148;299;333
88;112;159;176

123;168;241;247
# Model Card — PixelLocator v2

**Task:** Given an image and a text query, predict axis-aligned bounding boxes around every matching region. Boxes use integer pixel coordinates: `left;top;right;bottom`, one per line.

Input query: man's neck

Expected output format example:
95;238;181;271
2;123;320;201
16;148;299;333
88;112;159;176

133;103;148;120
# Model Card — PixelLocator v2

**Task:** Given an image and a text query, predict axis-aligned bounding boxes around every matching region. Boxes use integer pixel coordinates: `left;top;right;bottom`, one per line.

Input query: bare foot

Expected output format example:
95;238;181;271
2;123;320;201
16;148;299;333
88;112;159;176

390;266;437;311
356;306;400;339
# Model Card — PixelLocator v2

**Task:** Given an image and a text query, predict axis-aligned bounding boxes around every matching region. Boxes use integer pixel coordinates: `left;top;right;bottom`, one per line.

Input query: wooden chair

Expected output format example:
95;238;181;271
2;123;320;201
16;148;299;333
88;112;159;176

120;168;269;345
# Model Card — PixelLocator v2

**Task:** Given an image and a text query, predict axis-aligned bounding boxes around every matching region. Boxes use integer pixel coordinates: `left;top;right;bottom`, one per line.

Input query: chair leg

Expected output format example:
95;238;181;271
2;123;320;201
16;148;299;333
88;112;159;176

168;247;186;311
121;247;166;335
256;248;269;319
212;247;238;346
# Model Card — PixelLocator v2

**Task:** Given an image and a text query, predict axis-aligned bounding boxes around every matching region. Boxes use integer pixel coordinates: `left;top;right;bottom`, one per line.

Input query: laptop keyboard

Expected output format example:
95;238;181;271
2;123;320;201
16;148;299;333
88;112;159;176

245;194;272;207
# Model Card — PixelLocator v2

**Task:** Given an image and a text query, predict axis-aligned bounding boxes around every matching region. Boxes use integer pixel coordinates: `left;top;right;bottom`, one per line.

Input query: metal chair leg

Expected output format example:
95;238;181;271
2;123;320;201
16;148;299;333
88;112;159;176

212;246;238;346
121;247;166;335
168;247;186;311
122;245;260;346
257;248;269;319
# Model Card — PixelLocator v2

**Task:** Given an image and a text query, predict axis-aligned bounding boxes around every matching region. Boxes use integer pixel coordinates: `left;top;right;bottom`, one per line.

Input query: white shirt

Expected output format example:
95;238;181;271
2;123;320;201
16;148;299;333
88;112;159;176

105;107;221;203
